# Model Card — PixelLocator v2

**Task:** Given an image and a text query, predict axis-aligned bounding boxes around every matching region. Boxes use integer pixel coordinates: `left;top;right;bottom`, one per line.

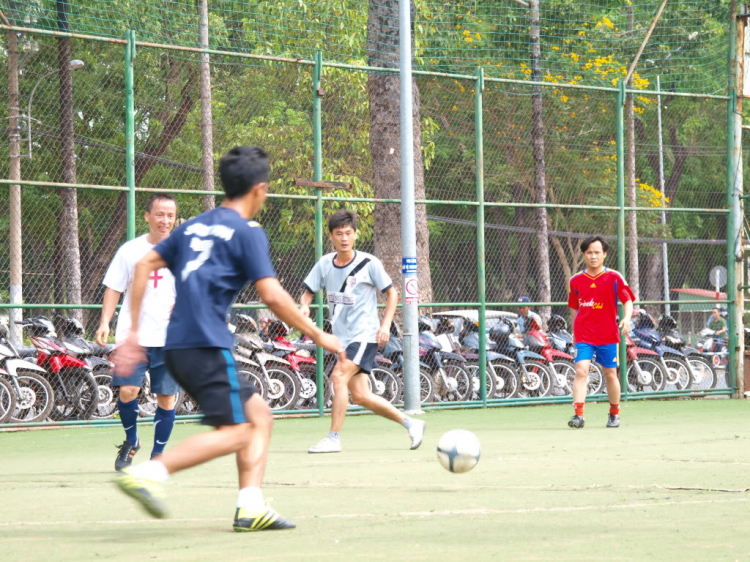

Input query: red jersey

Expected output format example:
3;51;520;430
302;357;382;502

567;268;635;345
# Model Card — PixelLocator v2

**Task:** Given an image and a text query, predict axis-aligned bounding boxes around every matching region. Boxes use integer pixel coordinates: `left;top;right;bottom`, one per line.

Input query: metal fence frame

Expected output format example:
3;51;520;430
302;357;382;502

0;15;743;425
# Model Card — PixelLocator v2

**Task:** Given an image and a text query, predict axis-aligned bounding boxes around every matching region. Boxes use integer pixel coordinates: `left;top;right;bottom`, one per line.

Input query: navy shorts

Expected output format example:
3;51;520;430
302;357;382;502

165;347;259;427
346;341;379;374
112;346;180;395
575;342;619;369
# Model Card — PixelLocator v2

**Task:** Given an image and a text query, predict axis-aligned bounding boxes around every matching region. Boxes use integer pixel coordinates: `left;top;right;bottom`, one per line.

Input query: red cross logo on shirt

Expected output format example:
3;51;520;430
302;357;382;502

149;270;164;288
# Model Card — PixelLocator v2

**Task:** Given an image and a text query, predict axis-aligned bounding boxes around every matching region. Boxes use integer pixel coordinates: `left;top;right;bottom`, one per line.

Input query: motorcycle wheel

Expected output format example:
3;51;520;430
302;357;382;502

49;367;99;421
626;357;665;392
235;363;267;401
465;362;497;402
661;357;692;391
418;370;436;404
0;376;18;424
370;367;403;405
563;362;604;395
551;360;575;396
434;362;472;402
686;356;717;390
10;371;55;423
515;360;553;398
91;367;119;419
490;361;517;399
265;367;300;411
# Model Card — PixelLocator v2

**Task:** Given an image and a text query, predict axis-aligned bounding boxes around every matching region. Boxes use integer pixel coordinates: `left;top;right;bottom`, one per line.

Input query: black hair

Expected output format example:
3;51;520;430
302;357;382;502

145;193;176;213
218;146;271;200
580;235;609;253
328;209;358;233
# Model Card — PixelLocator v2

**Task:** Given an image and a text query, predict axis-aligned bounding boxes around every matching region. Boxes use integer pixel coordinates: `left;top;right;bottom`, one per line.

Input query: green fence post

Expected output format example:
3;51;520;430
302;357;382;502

726;5;739;392
616;80;628;398
313;51;325;415
474;68;487;405
125;30;136;240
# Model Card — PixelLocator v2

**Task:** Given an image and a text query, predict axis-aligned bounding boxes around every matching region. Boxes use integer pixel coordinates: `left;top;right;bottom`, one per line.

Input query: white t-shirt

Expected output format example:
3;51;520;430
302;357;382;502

102;234;175;347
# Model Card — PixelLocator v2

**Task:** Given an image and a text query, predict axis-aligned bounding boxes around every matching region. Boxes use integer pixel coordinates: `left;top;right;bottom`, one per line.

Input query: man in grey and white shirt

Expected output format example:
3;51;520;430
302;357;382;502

300;209;426;453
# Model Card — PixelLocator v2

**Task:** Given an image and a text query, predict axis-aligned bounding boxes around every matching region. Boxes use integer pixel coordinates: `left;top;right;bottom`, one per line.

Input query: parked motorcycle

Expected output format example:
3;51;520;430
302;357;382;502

381;321;437;404
489;319;552;398
418;316;472;402
632;311;692;391
623;332;666;392
19;316;99;420
698;327;728;376
54;315;121;419
657;315;717;390
522;315;576;396
0;323;53;423
546;314;604;395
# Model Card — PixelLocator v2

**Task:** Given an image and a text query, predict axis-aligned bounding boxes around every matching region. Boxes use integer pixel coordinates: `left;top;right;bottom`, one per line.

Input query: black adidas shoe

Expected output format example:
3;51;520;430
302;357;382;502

607;414;620;428
233;506;296;532
568;415;585;429
115;440;140;472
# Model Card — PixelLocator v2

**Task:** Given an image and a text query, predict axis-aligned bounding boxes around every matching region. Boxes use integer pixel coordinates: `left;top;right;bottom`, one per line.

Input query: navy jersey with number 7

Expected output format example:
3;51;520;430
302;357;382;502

154;207;277;351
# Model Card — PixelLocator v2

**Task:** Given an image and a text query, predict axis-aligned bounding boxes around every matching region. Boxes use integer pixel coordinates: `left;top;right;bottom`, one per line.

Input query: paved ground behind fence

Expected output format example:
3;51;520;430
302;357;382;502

1;400;749;562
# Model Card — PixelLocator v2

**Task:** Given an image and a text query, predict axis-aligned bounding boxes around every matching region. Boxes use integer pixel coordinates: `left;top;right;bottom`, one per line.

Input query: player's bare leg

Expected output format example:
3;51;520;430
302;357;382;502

347;369;403;423
329;359;364;432
569;360;590;428
603;366;621;428
236;394;273;489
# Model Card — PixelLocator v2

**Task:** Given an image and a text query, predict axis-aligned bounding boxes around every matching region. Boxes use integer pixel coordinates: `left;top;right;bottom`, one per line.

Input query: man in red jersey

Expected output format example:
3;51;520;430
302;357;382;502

567;235;635;429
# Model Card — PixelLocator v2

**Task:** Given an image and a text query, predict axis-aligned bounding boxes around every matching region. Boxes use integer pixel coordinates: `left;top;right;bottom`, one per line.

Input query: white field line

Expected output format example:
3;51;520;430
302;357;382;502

0;496;747;528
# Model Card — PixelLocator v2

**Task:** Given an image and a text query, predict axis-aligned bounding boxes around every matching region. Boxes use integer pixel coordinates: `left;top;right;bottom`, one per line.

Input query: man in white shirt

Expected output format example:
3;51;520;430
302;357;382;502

95;194;179;471
516;296;543;333
300;209;426;454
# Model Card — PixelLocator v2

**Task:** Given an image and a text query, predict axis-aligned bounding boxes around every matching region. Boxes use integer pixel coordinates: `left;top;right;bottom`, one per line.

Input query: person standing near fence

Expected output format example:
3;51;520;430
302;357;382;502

299;209;426;454
567;235;635;429
113;146;344;531
95;194;180;471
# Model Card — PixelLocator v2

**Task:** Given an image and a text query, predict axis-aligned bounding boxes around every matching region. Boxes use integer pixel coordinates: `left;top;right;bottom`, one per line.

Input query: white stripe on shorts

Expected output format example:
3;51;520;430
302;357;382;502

351;341;368;365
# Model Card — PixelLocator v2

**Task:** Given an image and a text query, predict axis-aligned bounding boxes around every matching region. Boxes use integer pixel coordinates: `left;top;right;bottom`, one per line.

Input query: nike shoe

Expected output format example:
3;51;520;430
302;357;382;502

568;415;585;429
606;414;620;428
408;419;426;450
115;440;140;472
114;469;167;519
308;436;342;454
233;505;296;532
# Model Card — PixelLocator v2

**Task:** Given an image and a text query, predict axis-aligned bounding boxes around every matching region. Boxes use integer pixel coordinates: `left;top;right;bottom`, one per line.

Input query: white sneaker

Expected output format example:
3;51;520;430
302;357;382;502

408;419;426;450
308;436;342;454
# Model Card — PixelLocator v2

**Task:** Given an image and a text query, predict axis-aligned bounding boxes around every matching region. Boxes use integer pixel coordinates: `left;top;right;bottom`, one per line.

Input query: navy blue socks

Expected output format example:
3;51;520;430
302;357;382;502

117;398;140;444
151;406;176;457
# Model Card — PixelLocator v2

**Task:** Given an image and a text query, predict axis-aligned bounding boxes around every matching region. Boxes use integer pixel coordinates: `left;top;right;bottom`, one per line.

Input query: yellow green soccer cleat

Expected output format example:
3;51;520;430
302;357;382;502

114;469;168;519
233;506;296;532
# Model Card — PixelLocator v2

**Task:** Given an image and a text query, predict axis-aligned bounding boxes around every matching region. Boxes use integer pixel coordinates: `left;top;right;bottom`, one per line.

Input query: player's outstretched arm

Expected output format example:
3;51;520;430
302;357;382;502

95;287;122;346
298;288;315;320
377;287;399;347
256;277;344;359
114;250;167;377
618;299;634;335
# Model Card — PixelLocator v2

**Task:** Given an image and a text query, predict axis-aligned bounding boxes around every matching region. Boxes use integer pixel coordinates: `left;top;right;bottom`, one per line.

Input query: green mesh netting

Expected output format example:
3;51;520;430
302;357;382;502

2;0;731;95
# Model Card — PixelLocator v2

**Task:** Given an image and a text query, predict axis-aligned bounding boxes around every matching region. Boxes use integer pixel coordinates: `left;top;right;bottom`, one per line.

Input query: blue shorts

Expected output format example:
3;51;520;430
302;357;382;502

347;341;379;374
112;346;180;395
575;342;619;369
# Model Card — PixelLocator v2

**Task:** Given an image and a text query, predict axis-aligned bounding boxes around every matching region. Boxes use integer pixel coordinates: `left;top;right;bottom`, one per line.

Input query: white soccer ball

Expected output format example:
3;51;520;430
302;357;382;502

436;429;481;474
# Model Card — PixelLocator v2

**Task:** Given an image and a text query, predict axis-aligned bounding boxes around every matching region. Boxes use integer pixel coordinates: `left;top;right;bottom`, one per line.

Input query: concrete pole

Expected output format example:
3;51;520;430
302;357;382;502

8;25;22;344
399;0;421;413
199;0;215;210
656;76;670;316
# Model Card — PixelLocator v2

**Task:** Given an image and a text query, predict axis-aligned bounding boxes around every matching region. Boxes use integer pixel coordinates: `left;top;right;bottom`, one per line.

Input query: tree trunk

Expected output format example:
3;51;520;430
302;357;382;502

57;1;82;322
643;250;662;317
626;4;640;298
199;0;215;211
368;0;432;309
530;0;551;321
6;2;23;343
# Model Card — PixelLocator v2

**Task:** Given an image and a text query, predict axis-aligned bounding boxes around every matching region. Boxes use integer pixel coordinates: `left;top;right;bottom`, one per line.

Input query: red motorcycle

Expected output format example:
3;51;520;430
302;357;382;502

522;317;578;395
20;316;99;420
623;333;665;392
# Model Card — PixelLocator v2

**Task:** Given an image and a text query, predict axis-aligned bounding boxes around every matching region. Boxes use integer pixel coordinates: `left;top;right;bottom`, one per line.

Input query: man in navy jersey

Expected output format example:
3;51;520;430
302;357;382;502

114;146;344;532
567;235;635;429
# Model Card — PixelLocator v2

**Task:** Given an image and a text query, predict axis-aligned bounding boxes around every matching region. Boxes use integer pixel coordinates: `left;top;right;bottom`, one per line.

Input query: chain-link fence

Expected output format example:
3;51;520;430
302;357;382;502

0;2;742;426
